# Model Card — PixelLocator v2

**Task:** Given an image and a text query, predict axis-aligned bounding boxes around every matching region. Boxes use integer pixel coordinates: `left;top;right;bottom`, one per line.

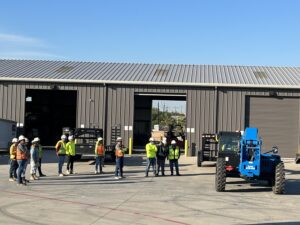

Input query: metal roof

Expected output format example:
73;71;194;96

0;59;300;88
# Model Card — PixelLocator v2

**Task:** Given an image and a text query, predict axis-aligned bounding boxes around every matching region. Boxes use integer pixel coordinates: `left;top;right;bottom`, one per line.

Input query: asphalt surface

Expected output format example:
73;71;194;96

0;151;300;225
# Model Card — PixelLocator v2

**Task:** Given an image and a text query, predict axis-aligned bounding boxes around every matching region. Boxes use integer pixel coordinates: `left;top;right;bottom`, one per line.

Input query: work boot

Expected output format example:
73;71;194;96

9;178;14;182
34;174;39;180
66;170;70;175
70;170;73;174
39;174;46;177
59;173;64;177
30;175;35;181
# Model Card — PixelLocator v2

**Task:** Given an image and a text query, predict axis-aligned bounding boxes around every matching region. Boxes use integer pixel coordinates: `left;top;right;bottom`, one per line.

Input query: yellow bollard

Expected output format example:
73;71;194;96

129;137;132;156
185;140;188;157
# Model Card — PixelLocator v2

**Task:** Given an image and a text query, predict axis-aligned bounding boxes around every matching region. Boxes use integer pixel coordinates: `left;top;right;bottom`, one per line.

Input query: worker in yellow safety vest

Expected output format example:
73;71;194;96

9;138;19;181
168;140;181;176
66;135;76;175
55;135;67;177
145;137;158;177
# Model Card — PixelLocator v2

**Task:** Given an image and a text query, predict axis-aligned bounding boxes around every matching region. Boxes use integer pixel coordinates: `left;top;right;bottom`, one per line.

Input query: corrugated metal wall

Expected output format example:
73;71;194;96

1;81;300;156
0;81;106;131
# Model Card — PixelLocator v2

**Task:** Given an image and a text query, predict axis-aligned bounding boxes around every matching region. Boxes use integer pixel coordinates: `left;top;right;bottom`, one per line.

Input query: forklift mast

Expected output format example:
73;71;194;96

239;128;261;177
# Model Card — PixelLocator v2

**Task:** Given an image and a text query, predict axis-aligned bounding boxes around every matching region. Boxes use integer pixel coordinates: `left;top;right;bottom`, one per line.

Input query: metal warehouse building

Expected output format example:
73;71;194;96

0;59;300;157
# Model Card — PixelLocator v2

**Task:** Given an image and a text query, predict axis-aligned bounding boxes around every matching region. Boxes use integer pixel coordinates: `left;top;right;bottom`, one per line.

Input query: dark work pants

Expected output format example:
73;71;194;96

38;158;44;176
67;155;75;172
156;158;166;175
169;159;179;175
9;159;18;178
17;160;26;184
115;157;124;177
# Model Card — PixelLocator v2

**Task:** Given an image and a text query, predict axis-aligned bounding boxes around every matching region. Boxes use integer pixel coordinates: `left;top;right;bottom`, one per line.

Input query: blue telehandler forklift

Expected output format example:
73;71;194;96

215;127;285;194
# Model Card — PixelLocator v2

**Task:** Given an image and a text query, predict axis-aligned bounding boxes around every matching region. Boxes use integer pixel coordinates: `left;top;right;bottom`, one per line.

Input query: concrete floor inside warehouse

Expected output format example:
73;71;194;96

0;151;300;225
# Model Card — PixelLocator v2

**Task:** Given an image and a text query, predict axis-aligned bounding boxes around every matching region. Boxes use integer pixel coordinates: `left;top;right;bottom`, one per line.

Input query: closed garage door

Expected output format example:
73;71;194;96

245;97;299;158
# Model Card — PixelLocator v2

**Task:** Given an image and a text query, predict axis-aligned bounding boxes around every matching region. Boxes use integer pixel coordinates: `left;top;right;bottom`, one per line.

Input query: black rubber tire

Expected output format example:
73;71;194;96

272;161;285;194
215;157;226;192
197;151;202;167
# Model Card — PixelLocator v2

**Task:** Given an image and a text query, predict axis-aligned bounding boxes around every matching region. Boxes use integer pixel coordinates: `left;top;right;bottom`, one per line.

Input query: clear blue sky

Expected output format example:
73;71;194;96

0;1;299;66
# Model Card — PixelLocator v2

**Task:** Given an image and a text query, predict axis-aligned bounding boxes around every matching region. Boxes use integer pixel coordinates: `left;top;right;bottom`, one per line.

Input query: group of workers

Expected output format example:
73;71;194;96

9;135;45;186
8;134;181;185
145;137;181;177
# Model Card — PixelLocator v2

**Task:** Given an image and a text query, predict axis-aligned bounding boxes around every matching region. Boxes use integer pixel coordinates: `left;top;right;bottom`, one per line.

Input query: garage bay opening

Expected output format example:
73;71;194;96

25;89;77;146
133;94;186;149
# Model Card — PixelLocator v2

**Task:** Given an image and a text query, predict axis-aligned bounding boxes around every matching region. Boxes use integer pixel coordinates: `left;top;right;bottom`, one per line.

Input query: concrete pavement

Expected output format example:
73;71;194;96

0;151;300;225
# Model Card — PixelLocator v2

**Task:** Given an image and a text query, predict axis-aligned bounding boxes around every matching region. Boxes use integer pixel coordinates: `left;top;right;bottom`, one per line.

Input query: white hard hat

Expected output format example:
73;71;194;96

18;135;25;141
98;137;103;141
162;139;167;144
68;135;74;141
32;137;40;143
171;140;177;145
116;137;122;142
61;135;67;140
12;138;18;143
149;137;154;142
25;138;29;143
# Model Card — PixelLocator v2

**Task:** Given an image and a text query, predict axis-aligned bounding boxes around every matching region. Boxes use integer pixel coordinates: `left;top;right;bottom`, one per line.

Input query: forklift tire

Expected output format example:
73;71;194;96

215;157;226;192
197;151;202;167
272;161;285;194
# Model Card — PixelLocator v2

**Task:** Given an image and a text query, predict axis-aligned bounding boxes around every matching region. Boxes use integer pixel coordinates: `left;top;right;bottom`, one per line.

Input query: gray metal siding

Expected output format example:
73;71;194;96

246;97;299;158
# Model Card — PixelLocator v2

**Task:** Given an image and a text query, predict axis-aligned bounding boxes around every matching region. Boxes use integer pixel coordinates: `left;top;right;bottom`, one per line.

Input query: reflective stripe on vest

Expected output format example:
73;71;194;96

168;147;179;160
56;140;66;155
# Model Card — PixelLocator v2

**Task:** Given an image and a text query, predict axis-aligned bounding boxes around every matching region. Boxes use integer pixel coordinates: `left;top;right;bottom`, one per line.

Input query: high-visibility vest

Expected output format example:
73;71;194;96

168;147;180;160
145;143;157;158
66;141;76;156
55;140;66;155
115;145;126;158
16;144;27;160
10;144;17;160
96;145;104;156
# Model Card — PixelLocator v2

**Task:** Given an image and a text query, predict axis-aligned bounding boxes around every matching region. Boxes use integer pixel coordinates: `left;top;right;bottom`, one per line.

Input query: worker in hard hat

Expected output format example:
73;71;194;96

55;135;67;177
21;138;31;184
30;137;40;180
16;135;28;185
145;137;158;177
66;135;76;175
168;140;181;176
9;138;19;181
156;138;169;176
114;137;127;179
95;137;105;174
37;138;46;177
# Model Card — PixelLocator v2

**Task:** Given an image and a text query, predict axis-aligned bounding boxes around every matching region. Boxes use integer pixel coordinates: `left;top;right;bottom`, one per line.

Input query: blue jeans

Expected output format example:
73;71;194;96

145;158;156;176
95;156;104;172
115;157;124;177
169;159;179;175
17;160;26;184
58;155;65;174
